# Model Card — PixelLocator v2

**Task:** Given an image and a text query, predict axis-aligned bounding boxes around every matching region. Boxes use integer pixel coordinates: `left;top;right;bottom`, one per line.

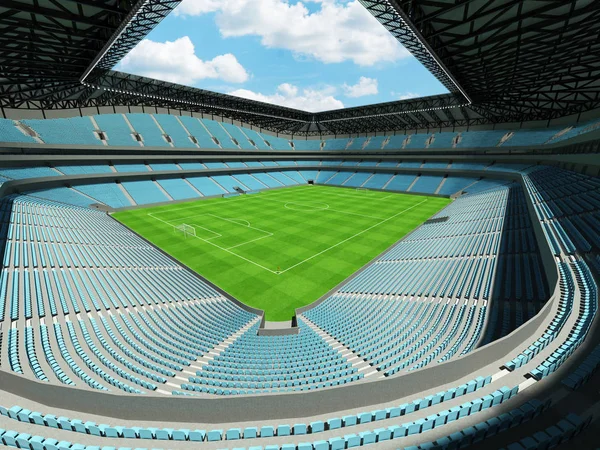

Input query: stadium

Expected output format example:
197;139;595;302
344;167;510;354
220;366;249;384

0;0;600;449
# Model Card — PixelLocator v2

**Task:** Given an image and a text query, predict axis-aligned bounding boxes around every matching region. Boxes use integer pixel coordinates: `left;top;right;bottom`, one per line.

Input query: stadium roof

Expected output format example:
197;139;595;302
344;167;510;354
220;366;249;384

1;0;600;136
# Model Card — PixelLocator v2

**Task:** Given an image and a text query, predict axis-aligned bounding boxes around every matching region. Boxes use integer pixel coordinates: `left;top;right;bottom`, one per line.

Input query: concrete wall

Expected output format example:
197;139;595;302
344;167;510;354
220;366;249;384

0;288;556;423
0;155;586;422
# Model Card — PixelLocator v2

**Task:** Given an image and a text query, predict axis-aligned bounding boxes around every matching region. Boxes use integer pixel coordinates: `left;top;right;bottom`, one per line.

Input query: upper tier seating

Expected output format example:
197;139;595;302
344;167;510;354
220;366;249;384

153;114;197;148
22;117;101;146
404;134;431;149
3;114;599;150
323;138;350;151
347;137;368;150
177;116;219;148
456;130;508;148
125;114;169;147
0;119;38;144
294;140;322;151
94;115;138;147
263;134;291;150
547;117;600;143
363;135;387;150
201;119;234;148
429;132;458;148
220;122;256;150
243;128;271;150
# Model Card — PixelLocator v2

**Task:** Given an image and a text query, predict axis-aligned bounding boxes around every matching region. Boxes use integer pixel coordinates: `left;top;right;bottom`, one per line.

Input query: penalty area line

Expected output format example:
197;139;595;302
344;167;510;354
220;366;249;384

147;212;280;275
277;198;428;275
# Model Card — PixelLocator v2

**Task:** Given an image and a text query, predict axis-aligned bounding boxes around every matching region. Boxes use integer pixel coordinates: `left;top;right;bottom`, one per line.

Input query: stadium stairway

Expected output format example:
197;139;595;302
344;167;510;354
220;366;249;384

0;158;599;448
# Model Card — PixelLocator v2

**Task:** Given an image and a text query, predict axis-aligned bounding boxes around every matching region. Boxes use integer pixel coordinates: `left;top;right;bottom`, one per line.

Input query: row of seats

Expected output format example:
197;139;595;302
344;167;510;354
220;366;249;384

562;341;600;390
529;261;597;380
2;115;599;149
183;321;357;395
1;398;582;450
0;161;598;448
498;413;590;450
501;168;599;383
0;164;526;210
0;195;263;394
0;380;516;446
302;187;514;376
0;160;536;179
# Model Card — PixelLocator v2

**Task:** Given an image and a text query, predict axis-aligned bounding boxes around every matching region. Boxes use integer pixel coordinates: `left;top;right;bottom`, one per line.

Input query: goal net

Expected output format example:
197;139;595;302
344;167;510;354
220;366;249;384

174;223;196;239
356;187;371;194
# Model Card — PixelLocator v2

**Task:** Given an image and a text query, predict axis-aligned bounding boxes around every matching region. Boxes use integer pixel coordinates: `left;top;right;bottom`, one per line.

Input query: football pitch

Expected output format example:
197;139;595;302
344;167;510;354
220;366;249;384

113;185;451;320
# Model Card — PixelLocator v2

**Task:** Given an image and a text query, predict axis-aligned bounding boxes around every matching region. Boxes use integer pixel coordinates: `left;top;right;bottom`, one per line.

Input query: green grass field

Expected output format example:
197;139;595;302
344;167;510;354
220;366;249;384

113;185;450;320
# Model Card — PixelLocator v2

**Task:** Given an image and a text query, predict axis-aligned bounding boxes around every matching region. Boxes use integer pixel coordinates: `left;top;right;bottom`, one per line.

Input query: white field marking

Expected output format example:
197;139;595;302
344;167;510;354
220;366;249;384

334;192;370;199
147;212;279;274
187;215;273;249
261;196;386;220
334;191;395;201
204;213;274;250
206;214;273;236
147;186;317;223
226;234;272;250
284;202;330;212
228;218;251;227
189;223;222;241
146;188;427;275
277;198;428;274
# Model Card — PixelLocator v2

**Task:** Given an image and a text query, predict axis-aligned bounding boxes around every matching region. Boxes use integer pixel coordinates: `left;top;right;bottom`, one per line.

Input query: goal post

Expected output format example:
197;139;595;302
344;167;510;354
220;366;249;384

174;223;196;239
356;187;370;194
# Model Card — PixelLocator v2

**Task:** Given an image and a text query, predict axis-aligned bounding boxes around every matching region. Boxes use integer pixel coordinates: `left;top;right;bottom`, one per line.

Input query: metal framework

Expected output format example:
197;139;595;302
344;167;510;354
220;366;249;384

384;0;600;121
83;0;181;79
0;0;179;111
82;71;313;134
1;0;600;135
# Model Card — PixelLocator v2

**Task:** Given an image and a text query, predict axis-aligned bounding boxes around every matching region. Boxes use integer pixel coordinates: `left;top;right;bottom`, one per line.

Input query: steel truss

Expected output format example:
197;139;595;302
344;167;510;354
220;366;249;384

381;0;600;123
1;0;600;136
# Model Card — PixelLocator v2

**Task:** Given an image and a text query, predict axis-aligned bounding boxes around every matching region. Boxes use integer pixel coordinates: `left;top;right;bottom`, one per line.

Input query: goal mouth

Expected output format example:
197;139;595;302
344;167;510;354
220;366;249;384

174;223;196;238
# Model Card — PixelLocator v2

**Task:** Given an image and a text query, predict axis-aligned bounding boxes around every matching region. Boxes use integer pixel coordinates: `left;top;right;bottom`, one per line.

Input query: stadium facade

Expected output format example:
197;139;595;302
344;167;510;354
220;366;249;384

0;1;599;449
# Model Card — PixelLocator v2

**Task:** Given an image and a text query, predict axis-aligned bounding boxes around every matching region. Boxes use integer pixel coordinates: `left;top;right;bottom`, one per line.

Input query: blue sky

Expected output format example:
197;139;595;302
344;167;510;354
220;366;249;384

117;0;447;112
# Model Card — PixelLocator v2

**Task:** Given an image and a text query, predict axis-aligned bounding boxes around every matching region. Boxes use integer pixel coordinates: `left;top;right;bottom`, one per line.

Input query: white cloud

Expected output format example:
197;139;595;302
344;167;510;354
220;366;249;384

229;83;344;112
343;77;378;98
395;91;420;101
120;36;249;85
174;0;408;66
